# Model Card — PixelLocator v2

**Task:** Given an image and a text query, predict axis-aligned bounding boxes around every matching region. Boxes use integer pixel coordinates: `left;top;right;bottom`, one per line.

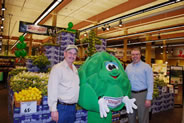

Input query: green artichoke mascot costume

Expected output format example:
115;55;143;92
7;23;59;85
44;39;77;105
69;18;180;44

78;51;137;123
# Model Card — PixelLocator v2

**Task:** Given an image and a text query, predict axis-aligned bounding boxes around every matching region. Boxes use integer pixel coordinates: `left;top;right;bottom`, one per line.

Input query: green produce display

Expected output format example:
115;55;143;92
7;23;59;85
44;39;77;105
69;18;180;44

153;78;167;98
10;71;49;96
9;67;27;76
27;54;50;72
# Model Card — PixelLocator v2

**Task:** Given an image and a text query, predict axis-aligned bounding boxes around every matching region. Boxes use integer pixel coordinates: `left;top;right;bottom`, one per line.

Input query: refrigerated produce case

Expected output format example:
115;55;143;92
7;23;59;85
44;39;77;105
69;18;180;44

170;66;183;107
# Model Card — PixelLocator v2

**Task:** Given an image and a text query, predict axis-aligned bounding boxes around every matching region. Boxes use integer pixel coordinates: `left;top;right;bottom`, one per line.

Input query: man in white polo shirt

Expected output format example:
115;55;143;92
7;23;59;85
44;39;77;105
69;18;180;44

48;45;80;123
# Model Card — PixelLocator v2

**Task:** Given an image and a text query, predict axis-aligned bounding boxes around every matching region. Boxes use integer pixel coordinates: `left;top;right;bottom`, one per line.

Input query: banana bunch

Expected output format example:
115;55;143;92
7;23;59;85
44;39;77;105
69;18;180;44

14;87;42;102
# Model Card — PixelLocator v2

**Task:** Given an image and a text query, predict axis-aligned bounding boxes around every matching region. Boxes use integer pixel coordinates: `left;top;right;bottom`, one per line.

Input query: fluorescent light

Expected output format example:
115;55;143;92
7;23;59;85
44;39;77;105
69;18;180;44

34;0;62;25
11;0;63;49
23;33;27;36
11;33;27;49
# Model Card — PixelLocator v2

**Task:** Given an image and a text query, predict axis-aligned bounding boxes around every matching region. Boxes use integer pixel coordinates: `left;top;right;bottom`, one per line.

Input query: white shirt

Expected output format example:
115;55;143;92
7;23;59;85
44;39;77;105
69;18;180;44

48;60;80;112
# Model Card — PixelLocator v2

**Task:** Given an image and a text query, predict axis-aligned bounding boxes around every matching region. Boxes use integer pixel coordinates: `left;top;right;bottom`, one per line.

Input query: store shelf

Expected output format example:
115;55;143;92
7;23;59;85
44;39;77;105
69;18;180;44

0;56;15;72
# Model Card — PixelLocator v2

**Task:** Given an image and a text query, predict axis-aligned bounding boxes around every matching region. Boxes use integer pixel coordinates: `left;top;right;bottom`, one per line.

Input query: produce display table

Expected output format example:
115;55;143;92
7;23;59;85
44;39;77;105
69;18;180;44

9;94;128;123
9;94;88;123
151;86;174;114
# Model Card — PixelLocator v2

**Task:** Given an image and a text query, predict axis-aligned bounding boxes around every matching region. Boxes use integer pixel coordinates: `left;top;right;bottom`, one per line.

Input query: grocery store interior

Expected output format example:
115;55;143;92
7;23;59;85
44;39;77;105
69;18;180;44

0;0;184;123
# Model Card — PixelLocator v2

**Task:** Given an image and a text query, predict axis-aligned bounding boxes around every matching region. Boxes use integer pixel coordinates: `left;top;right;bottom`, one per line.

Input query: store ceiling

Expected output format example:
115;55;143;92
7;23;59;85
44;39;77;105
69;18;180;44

1;0;184;48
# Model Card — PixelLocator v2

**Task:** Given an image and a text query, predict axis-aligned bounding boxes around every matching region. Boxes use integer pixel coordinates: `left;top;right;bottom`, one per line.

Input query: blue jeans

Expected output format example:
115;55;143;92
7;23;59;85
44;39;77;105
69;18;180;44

56;104;76;123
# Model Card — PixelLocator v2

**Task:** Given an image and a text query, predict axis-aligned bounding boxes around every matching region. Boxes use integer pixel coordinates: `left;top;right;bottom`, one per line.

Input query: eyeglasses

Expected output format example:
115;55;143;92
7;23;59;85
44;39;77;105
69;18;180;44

131;53;140;56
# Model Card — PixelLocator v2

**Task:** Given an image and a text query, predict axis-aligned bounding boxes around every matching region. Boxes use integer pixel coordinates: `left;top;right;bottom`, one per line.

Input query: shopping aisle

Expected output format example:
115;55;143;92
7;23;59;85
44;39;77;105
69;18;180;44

0;83;10;123
150;107;183;123
0;83;183;123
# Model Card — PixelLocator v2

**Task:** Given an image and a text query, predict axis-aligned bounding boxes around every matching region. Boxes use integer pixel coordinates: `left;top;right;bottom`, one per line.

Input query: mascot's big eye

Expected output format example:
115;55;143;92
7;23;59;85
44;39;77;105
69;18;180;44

105;62;119;71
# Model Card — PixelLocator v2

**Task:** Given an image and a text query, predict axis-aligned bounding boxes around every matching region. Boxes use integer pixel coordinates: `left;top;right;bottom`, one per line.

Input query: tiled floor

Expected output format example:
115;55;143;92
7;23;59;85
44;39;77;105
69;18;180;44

0;83;183;123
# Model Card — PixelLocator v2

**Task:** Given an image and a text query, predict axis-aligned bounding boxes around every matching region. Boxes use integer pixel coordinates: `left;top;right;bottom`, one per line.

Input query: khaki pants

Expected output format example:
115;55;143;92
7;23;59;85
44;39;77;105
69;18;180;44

128;91;150;123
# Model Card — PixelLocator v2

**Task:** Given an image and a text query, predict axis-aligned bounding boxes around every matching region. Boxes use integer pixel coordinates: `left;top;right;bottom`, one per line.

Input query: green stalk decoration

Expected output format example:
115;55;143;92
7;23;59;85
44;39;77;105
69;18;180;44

82;29;101;56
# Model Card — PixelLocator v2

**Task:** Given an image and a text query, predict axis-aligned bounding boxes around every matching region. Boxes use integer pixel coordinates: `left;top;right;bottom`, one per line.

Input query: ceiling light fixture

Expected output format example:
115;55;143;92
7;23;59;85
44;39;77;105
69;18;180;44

102;25;106;31
107;37;184;48
84;33;87;37
1;17;4;21
171;48;174;53
106;25;110;31
1;13;5;21
158;33;161;39
34;0;63;25
80;0;181;32
1;4;5;11
107;24;184;40
119;20;122;27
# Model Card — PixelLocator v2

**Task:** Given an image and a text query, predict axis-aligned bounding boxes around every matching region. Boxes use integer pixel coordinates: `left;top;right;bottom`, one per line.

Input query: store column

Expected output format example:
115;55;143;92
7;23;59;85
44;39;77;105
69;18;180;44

163;40;167;63
52;12;57;44
28;34;32;56
145;34;152;65
123;29;128;62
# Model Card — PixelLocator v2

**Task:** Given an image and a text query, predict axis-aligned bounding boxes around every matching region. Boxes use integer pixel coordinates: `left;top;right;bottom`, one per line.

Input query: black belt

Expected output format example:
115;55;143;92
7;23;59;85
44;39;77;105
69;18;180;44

132;89;147;93
57;100;76;106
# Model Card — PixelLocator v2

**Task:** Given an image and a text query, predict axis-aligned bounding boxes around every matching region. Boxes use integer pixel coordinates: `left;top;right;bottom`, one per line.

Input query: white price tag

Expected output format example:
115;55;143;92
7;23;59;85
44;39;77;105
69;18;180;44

162;86;167;93
20;101;37;114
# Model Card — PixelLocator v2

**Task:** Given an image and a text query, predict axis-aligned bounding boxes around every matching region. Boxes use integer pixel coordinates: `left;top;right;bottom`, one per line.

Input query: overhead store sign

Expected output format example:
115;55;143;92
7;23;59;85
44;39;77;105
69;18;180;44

19;21;66;36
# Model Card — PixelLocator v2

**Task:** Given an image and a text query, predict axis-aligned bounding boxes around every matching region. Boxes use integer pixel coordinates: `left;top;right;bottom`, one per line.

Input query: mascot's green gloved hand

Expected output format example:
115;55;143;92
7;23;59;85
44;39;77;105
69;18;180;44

78;51;137;123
